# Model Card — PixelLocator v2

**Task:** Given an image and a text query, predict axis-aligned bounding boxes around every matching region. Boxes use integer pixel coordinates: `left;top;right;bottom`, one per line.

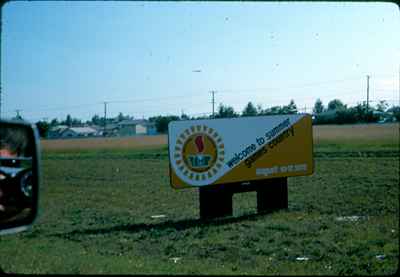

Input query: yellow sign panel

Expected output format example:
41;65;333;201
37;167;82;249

168;114;313;189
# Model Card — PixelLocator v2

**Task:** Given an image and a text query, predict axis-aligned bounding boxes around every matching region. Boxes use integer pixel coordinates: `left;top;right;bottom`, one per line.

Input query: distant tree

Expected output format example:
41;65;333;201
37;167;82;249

116;112;131;122
192;115;209;120
91;114;103;126
348;102;379;123
50;118;59;127
117;112;125;122
65;114;72;127
313;101;384;125
180;113;190;120
262;106;282;115
256;104;263;115
388;106;400;121
60;115;84;127
11;113;23;121
71;118;83;127
327;99;346;111
313;98;324;114
242;102;258;117
149;115;180;133
335;108;358;124
36;121;50;138
281;99;297;114
376;100;389;112
215;104;239;118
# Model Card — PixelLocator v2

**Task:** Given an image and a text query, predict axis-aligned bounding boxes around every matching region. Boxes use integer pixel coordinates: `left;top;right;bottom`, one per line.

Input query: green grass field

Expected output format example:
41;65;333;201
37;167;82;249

0;123;399;275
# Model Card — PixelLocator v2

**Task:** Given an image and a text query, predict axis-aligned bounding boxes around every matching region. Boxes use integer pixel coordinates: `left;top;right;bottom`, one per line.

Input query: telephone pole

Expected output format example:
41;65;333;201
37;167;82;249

0;7;2;120
366;75;370;113
103;101;108;137
210;90;217;118
15;109;22;120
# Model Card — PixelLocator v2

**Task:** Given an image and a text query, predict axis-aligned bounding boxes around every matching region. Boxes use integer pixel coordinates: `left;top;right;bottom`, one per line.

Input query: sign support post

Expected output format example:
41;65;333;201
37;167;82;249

199;185;233;220
256;177;288;214
199;177;288;220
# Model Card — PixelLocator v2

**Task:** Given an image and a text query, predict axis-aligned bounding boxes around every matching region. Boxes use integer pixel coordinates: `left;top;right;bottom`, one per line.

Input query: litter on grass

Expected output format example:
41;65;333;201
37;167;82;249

296;257;310;261
335;215;368;222
171;257;181;263
151;214;167;219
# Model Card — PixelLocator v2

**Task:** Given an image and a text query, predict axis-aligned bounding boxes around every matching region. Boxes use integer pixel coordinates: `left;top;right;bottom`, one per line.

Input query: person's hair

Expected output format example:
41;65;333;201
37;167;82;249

0;126;29;156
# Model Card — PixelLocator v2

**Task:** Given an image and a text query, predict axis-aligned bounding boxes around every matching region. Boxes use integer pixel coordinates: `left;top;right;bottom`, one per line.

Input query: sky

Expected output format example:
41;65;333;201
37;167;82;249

1;1;399;122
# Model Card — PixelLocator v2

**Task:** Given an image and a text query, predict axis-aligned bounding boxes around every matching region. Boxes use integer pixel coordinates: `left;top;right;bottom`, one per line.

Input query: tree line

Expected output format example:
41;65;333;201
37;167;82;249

147;99;399;133
312;99;400;124
24;98;400;137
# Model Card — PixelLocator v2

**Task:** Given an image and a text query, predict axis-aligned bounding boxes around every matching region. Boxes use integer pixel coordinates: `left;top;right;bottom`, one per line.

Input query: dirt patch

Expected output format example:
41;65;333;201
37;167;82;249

313;123;399;142
41;135;168;151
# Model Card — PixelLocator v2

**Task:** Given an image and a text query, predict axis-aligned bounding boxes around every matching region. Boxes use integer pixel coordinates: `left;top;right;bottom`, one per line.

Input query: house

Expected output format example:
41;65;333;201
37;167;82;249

102;124;119;137
98;120;158;137
117;119;148;136
145;121;157;135
47;119;158;138
47;125;69;138
60;127;99;138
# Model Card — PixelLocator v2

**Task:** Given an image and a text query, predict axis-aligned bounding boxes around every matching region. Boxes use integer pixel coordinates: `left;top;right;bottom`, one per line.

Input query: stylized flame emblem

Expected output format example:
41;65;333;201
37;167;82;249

175;125;225;179
194;135;205;153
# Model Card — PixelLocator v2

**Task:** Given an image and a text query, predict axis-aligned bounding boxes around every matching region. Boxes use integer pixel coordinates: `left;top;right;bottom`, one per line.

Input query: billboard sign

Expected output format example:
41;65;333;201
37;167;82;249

168;114;313;189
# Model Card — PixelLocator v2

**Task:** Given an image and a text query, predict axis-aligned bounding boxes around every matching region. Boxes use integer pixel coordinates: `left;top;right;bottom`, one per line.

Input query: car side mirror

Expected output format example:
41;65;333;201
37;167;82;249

0;120;40;235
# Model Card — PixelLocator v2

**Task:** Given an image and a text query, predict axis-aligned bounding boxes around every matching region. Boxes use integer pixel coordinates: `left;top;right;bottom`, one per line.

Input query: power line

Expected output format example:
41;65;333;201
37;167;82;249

104;93;206;105
3;93;208;115
2;73;398;119
3;79;398;122
217;76;365;94
9;89;359;116
5;102;102;114
3;74;396;116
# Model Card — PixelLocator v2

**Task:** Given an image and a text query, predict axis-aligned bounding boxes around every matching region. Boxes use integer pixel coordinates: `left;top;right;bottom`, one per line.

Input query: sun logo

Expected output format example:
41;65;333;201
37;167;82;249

174;125;225;181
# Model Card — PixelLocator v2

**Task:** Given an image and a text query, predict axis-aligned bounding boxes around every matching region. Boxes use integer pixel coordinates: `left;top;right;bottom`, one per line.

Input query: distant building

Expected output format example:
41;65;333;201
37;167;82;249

117;119;149;136
47;125;69;138
60;127;99;138
103;124;119;137
47;119;158;138
145;121;157;135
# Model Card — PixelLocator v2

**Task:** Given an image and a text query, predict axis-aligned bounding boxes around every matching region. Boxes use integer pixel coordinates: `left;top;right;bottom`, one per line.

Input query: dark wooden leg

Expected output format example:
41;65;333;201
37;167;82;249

257;178;288;214
199;186;233;220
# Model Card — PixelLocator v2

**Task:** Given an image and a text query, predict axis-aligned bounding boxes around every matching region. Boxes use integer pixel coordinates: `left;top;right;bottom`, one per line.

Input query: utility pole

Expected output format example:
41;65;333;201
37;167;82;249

366;75;370;113
15;109;22;120
0;7;2;120
210;90;216;118
103;102;108;137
